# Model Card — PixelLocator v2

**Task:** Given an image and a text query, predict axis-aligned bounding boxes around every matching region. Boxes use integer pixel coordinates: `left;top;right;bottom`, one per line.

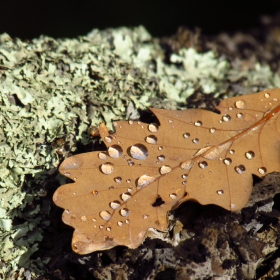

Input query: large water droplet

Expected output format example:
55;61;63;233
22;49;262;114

98;152;107;160
137;175;156;189
258;167;267;175
145;135;157;144
157;155;165;161
198;161;208;169
223;158;232;165
121;192;132;201
148;123;159;133
217;190;224;195
100;162;114;174
222;115;231;122
194;121;202;127
100;210;112;221
110;200;121;210
180;160;194;170
235;100;246;109
129;144;148;160
108;145;123;158
169;193;177;199
235;165;246;174
183;133;190;138
159;165;172;174
120;208;130;217
245;151;255;159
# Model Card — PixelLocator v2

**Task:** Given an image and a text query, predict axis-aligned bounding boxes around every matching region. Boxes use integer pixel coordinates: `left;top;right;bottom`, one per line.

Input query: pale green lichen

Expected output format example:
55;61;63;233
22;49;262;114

0;26;279;278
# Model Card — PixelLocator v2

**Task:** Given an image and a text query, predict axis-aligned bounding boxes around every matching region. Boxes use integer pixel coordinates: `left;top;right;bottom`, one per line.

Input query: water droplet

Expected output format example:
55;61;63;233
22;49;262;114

127;159;135;166
145;135;157;144
148;123;159;133
168;119;173;123
158;146;163;151
80;216;87;222
236;113;243;119
127;188;133;192
92;190;98;195
183;133;190;138
273;98;278;102
245;151;255;160
125;219;130;224
121;192;132;201
117;221;123;226
223;158;232;165
126;179;131;183
104;136;113;143
258;167;267;175
120;208;130;217
217;190;224;195
157;155;165;161
137;175;156;189
182;181;187;185
235;100;246;109
194;121;202;127
92;218;96;222
98;152;107;160
192;138;199;144
128;120;134;125
198;161;208;169
109;186;114;190
264;92;270;98
100;211;112;221
180;160;194;170
169;193;177;199
222;115;231;122
229;150;235;154
106;227;111;231
110;200;121;210
100;162;114;174
159;165;172;174
228;106;233;110
142;214;149;219
99;225;104;229
108;145;123;158
64;172;71;177
230;204;236;210
114;176;122;183
65;209;70;214
129;144;148;160
209;128;216;133
235;165;246;174
182;174;188;179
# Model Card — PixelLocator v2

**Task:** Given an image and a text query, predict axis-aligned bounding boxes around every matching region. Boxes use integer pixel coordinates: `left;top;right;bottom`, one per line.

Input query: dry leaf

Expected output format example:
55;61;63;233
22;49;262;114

53;88;280;254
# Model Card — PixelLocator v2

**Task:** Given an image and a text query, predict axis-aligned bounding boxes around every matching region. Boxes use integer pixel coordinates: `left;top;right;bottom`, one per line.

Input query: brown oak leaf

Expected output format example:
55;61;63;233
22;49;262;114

53;88;280;254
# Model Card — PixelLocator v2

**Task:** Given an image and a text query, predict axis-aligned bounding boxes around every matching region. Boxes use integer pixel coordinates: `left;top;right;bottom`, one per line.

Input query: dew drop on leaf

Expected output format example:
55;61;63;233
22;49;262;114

183;133;190;138
100;162;114;174
125;219;130;224
117;221;123;226
129;144;149;160
120;208;130;217
106;227;111;231
258;167;267;175
92;190;98;195
194;121;202;127
180;160;194;170
217;190;224;195
157;155;165;161
182;174;188;179
223;158;232;165
104;136;113;143
108;145;123;158
80;216;87;222
235;165;246;174
148;123;158;133
100;211;112;221
169;193;177;199
209;128;216;133
98;152;107;160
198;161;208;169
264;92;270;98
245;151;255;160
145;135;157;144
142;214;149;219
236;113;243;119
114;176;122;183
235;100;246;109
121;192;132;201
192;138;199;144
222;115;231;122
110;200;121;209
137;175;156;189
159;165;172;174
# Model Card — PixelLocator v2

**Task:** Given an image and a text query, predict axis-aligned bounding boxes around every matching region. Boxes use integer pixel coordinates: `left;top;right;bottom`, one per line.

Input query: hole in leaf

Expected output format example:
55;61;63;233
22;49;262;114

152;196;165;207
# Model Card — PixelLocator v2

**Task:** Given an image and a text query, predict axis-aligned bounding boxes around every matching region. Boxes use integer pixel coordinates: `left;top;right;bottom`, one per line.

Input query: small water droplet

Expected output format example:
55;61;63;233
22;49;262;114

106;227;111;231
198;161;208;169
258;167;267;175
137;175;156;189
157;155;165;161
180;160;194;170
230;204;236;210
129;144;148;160
228;106;233;110
114;176;122;183
128;120;134;125
159;165;172;174
192;138;199;144
125;219;130;224
104;136;113;143
217;190;224;195
98;152;107;160
273;98;278;102
109;186;114;190
148;123;159;133
110;200;121;210
235;100;246;109
118;221;123;226
230;150;235;154
127;159;135;166
245;151;255;159
92;218;96;222
100;162;115;174
222;114;231;122
235;165;246;174
145;135;157;144
168;119;173;123
120;208;130;217
223;158;232;165
108;145;123;158
169;193;177;199
80;216;87;222
126;179;131;183
264;92;270;98
183;133;190;138
65;209;70;214
209;128;216;133
236;113;243;119
194;121;202;127
121;192;132;201
73;177;77;181
158;146;163;151
182;181;187;185
100;211;112;221
99;225;104;229
92;190;98;195
182;174;188;179
64;172;71;177
73;192;76;195
142;214;149;219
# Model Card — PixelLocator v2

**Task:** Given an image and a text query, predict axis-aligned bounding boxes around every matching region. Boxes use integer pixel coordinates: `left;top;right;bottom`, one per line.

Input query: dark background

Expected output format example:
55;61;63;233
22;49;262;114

1;1;280;39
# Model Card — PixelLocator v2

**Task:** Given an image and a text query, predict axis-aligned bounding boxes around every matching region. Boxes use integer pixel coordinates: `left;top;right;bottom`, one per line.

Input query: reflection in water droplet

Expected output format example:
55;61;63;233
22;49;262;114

118;221;123;226
264;92;270;98
114;176;122;183
100;162;114;174
158;146;163;151
104;136;113;143
222;115;231;122
182;174;188;179
230;150;235;154
236;113;243;119
142;214;149;219
245;151;255;159
235;165;246;174
235;100;246;109
100;211;112;221
120;208;130;217
217;190;224;195
209;128;216;133
98;152;107;160
180;160;194;170
183;133;190;138
198;161;208;169
192;138;199;144
169;193;177;199
157;155;165;161
108;145;123;158
130;144;148;160
121;192;132;201
145;135;157;144
223;158;232;165
125;219;130;224
137;175;156;189
159;165;172;174
92;190;98;195
258;167;267;175
106;227;111;231
148;123;159;133
194;121;202;127
110;200;121;209
80;216;87;222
